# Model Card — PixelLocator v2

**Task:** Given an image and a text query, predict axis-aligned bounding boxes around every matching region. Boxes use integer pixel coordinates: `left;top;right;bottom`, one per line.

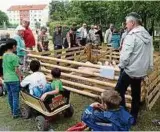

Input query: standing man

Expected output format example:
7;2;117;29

104;23;114;45
77;23;88;46
22;19;36;50
53;25;63;50
115;12;153;124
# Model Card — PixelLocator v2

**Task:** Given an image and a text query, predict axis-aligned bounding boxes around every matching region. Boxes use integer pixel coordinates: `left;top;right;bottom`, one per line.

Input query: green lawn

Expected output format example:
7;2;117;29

0;93;160;131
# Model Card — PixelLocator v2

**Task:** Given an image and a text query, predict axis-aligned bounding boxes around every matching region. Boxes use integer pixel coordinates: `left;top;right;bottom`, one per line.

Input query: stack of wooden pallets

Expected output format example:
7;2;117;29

27;45;160;110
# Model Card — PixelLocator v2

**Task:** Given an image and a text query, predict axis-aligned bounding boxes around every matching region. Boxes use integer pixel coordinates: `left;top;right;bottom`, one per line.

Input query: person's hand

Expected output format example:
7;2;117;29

118;46;122;51
26;50;31;54
0;78;2;84
90;102;102;108
19;75;23;82
40;93;47;101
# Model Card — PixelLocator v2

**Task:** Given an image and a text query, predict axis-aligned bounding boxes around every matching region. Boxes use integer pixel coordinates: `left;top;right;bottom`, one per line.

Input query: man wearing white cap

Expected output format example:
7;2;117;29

14;25;27;72
115;12;153;124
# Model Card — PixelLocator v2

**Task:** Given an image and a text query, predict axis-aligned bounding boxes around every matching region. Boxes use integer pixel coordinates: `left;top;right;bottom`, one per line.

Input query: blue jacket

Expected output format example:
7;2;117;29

81;106;134;131
110;33;121;49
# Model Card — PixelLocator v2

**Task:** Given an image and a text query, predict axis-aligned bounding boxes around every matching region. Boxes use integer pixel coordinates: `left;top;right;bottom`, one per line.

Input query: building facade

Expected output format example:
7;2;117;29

7;4;49;29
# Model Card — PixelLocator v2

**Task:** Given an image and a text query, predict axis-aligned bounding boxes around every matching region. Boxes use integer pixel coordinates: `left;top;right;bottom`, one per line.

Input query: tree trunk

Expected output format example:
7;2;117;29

151;19;154;38
143;14;147;29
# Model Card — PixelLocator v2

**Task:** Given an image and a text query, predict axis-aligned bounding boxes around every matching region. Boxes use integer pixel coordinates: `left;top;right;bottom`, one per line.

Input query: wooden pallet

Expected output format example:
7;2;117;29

27;45;160;110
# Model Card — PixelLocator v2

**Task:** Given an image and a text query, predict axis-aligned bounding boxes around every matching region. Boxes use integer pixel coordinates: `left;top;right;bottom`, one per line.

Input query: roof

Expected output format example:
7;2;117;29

7;4;47;11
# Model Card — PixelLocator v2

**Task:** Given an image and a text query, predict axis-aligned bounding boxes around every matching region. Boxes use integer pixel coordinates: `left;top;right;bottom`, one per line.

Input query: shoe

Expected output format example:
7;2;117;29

12;115;20;119
12;112;22;119
132;118;137;126
152;119;160;126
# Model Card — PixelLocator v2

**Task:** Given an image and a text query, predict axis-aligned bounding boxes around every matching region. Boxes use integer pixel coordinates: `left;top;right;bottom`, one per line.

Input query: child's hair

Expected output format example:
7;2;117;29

101;90;122;110
5;38;17;50
30;60;40;72
41;26;47;32
51;68;61;78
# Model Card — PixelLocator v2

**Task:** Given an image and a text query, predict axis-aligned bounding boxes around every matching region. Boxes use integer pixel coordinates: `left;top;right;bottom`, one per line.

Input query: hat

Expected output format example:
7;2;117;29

126;12;142;21
16;25;25;31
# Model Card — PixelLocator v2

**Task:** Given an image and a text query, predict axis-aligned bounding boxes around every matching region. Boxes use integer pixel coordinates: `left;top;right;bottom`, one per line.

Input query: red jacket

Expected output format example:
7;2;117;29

23;27;35;48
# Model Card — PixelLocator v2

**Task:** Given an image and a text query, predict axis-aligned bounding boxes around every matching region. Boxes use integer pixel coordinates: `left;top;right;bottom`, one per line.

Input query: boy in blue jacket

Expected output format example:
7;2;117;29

82;90;134;131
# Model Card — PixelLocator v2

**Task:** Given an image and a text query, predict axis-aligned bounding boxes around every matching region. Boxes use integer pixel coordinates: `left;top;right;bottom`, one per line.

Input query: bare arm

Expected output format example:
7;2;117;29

15;67;22;82
66;32;71;48
40;86;59;101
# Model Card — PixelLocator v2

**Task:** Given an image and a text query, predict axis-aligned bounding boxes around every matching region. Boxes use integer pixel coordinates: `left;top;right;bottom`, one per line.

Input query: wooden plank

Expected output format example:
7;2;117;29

28;54;121;72
147;84;160;103
148;87;160;110
65;46;85;52
106;55;120;59
147;77;159;92
63;86;98;98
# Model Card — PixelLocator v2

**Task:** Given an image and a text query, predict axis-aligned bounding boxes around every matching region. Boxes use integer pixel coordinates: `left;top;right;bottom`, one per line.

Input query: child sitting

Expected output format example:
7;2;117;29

81;90;134;131
21;60;48;97
40;68;63;101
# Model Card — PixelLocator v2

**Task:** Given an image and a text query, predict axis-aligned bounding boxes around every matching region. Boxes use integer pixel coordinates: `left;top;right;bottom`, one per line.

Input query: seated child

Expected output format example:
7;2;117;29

81;90;134;131
40;68;63;101
21;60;48;97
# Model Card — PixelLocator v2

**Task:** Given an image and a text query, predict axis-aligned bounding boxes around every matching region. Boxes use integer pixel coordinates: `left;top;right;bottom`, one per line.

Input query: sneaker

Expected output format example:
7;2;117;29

12;115;20;119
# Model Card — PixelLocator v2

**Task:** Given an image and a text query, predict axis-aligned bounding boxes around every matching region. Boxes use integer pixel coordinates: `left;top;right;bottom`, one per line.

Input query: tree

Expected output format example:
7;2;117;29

49;0;160;34
0;10;9;25
49;0;70;21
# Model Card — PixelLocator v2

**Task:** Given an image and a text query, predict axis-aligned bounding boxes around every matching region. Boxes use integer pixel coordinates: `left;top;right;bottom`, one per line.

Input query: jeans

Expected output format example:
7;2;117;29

5;81;20;116
115;71;142;119
33;83;52;98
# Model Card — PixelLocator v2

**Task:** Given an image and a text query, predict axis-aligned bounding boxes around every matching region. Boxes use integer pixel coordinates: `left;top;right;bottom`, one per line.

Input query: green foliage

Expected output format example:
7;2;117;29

49;0;160;31
0;10;9;25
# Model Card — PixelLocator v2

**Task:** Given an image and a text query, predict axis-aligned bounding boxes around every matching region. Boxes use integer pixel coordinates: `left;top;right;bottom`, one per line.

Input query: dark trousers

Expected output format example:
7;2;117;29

80;38;87;46
54;45;62;50
115;70;142;119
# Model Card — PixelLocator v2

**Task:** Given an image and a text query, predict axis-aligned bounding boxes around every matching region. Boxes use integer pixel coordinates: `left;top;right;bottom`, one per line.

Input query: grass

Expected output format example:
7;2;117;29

0;93;160;131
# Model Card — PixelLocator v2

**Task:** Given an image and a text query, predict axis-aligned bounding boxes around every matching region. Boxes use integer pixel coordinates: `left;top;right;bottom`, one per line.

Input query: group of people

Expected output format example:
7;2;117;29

0;11;155;131
52;22;126;52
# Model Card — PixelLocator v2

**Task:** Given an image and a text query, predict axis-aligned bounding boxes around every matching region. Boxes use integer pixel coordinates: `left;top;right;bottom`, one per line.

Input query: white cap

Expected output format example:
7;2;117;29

15;25;25;31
